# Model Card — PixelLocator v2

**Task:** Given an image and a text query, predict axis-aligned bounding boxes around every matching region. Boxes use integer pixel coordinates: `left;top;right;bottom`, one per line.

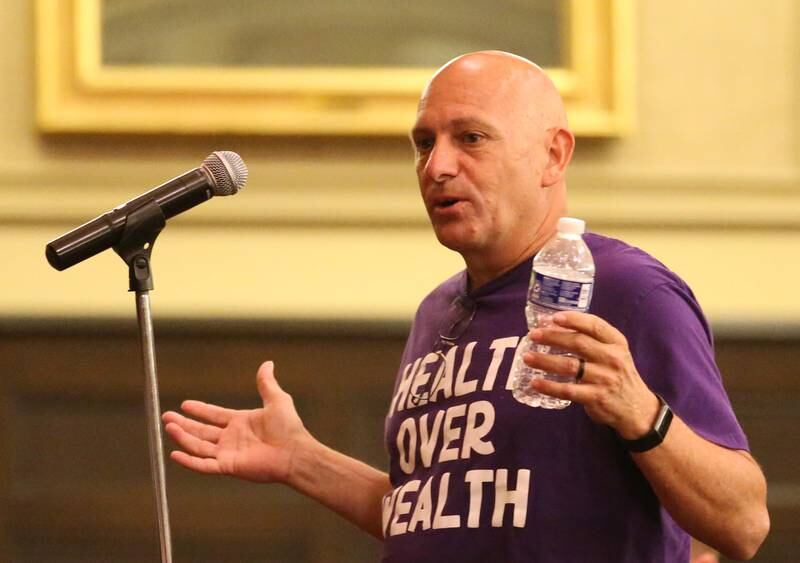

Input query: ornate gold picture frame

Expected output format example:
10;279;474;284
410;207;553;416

36;0;633;136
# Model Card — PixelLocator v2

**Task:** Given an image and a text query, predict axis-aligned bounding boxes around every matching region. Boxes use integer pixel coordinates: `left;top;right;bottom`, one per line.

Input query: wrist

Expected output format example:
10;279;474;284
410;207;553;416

617;391;661;441
618;393;674;453
284;432;323;489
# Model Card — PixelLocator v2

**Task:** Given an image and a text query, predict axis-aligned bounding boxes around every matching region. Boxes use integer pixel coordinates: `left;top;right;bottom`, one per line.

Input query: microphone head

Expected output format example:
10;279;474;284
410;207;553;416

201;151;248;196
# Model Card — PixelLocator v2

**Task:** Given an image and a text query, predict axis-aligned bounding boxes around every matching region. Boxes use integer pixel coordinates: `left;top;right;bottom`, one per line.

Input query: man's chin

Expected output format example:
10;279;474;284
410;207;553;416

433;228;482;255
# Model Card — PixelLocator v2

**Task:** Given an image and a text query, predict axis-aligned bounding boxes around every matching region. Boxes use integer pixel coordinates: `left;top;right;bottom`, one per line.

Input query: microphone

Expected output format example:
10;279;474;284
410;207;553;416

45;151;248;271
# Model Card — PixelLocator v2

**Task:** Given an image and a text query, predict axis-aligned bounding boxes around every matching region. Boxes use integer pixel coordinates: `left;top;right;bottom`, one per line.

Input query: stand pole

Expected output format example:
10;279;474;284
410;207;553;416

112;201;173;563
136;290;173;563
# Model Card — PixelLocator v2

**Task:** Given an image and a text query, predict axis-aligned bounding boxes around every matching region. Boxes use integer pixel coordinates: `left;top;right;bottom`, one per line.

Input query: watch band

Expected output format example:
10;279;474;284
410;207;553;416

620;394;673;453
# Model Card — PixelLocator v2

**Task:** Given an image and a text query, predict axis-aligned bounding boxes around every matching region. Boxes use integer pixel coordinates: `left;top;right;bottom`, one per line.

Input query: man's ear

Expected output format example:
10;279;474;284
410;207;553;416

541;128;575;187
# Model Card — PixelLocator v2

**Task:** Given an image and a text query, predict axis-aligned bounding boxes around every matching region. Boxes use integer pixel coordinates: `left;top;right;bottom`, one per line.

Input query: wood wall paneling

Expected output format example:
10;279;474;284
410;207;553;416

0;322;797;562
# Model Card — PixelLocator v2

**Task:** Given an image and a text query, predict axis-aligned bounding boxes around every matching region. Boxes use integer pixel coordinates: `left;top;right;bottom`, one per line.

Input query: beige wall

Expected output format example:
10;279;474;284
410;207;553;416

2;1;799;328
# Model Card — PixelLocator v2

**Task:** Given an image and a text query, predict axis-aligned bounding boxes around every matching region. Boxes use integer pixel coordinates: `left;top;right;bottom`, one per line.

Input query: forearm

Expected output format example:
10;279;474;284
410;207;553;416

287;436;392;539
632;415;769;560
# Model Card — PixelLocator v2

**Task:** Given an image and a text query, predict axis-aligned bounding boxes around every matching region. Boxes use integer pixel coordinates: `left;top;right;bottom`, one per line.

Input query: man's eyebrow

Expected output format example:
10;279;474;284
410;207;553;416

450;117;499;133
410;125;431;139
410;118;500;139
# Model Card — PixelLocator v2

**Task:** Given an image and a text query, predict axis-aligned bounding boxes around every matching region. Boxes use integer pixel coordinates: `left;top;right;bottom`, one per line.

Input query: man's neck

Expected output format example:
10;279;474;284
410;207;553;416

463;192;566;290
464;232;552;291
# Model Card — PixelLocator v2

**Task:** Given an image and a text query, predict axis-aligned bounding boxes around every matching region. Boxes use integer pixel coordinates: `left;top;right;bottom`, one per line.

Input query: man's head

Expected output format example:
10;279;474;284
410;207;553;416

411;51;574;284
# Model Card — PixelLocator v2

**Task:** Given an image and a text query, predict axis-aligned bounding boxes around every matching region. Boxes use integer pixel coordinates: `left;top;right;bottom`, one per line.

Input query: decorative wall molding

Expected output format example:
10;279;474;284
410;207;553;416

4;161;798;229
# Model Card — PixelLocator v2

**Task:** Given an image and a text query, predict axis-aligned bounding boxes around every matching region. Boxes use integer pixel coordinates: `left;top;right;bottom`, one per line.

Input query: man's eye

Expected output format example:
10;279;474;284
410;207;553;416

415;138;434;151
463;132;484;144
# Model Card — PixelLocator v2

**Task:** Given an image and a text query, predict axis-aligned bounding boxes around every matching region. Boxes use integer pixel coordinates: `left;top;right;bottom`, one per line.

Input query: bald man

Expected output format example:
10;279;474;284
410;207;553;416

163;52;769;562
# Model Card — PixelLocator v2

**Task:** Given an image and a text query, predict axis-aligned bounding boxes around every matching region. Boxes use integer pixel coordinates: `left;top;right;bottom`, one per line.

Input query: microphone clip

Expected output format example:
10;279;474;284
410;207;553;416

112;200;166;293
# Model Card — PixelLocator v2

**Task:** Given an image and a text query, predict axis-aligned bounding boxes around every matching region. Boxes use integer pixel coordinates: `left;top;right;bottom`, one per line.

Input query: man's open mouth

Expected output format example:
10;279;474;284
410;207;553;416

436;199;461;209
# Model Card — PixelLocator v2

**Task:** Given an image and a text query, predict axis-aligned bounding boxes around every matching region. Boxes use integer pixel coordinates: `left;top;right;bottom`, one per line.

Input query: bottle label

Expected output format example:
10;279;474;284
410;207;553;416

530;271;594;311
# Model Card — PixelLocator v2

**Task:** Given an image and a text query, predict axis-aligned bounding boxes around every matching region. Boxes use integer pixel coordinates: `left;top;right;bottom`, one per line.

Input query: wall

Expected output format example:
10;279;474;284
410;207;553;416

1;0;798;327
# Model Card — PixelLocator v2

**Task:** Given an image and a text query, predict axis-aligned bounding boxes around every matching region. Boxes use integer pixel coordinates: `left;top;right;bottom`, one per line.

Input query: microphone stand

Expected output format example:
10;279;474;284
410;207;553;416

113;201;173;563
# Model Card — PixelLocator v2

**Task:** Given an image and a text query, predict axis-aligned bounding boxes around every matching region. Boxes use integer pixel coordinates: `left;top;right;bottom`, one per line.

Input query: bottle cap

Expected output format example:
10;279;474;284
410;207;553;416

557;217;586;235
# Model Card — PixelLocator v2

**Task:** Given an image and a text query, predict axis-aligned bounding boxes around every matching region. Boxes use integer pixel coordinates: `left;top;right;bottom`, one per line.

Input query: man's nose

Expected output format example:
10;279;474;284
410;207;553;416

423;139;459;182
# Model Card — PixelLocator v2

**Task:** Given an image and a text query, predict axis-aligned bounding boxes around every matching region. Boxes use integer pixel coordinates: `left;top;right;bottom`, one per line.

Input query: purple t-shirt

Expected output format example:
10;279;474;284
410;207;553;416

381;233;748;563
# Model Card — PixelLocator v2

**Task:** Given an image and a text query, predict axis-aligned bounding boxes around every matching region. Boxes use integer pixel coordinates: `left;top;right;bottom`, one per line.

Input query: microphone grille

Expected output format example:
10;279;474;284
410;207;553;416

201;151;248;196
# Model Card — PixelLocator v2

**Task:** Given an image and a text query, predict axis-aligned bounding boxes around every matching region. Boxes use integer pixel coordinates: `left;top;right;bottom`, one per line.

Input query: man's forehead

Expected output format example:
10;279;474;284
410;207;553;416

421;69;507;106
412;80;521;136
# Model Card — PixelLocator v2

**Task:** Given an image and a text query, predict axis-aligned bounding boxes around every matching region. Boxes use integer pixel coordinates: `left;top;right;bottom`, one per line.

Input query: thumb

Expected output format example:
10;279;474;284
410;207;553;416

256;361;283;404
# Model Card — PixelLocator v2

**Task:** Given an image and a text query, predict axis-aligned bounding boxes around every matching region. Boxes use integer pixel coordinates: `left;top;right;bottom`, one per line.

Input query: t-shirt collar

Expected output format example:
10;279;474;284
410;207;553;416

463;255;534;301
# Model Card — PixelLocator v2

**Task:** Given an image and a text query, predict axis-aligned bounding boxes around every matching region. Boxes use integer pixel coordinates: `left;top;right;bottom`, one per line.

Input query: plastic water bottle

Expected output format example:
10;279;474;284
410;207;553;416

510;217;595;409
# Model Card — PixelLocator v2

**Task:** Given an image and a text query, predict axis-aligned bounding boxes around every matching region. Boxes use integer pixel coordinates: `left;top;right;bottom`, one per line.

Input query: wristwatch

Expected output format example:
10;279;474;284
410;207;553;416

619;394;673;453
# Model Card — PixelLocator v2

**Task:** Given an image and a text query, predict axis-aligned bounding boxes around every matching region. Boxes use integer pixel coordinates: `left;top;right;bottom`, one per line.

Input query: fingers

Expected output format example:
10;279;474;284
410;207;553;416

164;421;218;459
169;450;223;475
180;400;237;426
529;328;606;363
552;311;623;344
162;402;227;475
529;375;595;404
523;351;592;382
529;312;627;362
162;411;222;443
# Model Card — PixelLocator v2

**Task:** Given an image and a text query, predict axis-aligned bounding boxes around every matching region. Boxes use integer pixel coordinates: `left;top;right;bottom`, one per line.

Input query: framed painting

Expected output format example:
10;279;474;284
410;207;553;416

36;0;633;135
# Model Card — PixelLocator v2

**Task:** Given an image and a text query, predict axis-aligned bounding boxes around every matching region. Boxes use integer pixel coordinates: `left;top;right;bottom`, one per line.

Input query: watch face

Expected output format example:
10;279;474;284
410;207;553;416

655;403;670;433
657;401;674;437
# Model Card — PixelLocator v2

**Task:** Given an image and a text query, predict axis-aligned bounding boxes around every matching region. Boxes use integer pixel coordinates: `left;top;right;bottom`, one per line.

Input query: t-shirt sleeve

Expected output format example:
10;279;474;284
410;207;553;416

622;282;749;451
